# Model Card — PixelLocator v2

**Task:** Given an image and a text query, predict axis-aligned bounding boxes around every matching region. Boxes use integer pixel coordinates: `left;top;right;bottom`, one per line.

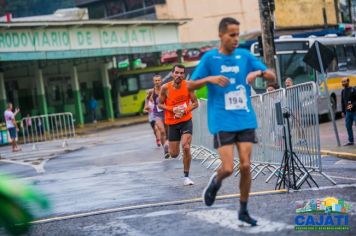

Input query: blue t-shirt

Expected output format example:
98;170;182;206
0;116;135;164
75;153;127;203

89;99;97;110
191;48;267;134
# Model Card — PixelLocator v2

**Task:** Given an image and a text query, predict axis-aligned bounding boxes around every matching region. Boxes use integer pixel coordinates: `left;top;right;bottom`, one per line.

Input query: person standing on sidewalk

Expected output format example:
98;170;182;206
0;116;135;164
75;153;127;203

89;96;97;123
147;74;169;158
341;77;356;146
4;103;21;152
188;17;276;225
158;64;198;186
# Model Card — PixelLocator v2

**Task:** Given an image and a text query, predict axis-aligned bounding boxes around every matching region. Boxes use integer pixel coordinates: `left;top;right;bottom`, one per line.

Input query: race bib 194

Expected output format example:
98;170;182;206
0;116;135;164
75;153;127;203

224;85;250;112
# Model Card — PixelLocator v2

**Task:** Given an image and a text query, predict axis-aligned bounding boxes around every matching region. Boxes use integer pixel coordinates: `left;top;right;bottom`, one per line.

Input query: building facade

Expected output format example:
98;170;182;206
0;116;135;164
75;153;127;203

75;0;355;44
0;20;183;125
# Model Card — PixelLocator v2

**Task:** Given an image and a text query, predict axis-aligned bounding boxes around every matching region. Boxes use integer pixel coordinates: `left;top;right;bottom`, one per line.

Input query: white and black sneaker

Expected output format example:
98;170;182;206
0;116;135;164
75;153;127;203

202;172;221;206
183;177;194;186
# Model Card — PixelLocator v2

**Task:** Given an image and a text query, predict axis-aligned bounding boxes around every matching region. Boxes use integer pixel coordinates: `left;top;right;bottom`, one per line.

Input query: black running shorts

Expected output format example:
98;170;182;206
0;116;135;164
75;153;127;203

150;120;156;129
168;119;193;142
213;129;257;149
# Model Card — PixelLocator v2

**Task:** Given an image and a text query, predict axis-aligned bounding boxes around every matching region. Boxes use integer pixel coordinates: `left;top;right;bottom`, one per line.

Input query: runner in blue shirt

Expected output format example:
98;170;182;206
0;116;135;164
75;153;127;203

188;17;276;226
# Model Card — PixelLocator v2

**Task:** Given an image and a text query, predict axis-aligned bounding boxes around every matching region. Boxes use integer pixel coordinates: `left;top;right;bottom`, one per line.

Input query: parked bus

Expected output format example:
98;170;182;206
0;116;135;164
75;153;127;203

114;61;199;116
250;35;356;119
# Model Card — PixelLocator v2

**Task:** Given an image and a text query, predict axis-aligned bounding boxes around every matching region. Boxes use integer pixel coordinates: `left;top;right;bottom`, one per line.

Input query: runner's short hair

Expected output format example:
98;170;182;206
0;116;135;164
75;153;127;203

172;64;185;72
219;17;240;33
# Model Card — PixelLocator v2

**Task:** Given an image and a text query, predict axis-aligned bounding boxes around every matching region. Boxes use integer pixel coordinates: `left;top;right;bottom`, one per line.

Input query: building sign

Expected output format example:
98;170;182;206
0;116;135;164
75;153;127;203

0;25;178;53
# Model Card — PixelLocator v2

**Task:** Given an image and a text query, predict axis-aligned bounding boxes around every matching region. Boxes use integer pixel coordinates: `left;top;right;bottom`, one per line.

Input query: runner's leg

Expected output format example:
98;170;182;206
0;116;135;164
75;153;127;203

216;144;235;183
181;133;194;185
236;142;252;202
236;141;257;226
169;141;180;158
181;133;192;174
155;119;166;146
203;144;234;206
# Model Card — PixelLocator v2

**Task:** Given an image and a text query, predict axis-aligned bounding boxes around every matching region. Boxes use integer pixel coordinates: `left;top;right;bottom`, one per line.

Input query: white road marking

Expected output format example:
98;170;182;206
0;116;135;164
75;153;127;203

326;175;356;181
81;220;147;236
335;159;355;165
32;190;287;224
0;158;48;173
188;208;293;234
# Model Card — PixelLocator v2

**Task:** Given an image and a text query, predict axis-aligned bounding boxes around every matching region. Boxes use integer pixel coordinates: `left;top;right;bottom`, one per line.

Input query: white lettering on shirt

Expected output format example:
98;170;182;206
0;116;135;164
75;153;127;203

220;65;239;74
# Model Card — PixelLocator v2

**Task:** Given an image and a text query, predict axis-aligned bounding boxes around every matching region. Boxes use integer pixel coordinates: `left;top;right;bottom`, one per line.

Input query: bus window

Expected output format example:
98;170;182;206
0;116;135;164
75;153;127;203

345;45;356;70
159;70;172;82
139;73;155;90
335;45;347;71
326;46;338;72
278;53;310;85
119;77;139;95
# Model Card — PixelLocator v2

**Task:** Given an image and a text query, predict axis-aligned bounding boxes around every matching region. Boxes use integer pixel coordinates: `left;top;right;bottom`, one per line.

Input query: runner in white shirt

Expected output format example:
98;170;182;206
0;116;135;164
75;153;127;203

144;96;161;147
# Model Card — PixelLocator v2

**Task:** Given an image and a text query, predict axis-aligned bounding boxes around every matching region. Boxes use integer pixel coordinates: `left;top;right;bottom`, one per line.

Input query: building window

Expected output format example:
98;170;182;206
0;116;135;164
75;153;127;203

154;0;166;4
339;0;352;23
144;0;154;7
106;0;125;17
88;3;106;19
126;0;144;11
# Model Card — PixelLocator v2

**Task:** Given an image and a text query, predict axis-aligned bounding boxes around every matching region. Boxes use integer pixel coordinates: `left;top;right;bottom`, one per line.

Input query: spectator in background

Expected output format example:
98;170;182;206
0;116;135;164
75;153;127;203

341;77;356;146
4;103;21;152
284;77;293;88
25;114;32;135
37;113;44;135
89;96;97;123
266;83;280;93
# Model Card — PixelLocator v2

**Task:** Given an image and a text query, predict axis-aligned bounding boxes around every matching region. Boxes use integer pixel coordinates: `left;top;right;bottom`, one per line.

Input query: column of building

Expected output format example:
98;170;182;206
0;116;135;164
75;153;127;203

101;63;114;121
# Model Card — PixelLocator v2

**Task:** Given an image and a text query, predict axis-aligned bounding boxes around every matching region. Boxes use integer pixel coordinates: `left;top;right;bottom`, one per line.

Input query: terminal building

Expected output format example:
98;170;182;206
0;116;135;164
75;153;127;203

0;9;186;126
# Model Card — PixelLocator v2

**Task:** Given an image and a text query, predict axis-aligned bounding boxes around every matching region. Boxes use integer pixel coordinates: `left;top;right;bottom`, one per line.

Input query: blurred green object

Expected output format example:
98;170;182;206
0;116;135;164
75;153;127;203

0;174;50;235
196;86;208;99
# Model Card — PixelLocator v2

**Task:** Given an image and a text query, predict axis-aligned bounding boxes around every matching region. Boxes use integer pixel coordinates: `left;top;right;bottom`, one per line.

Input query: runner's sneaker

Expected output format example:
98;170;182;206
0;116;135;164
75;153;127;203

238;211;257;226
183;177;194;186
202;172;221;206
164;144;170;159
156;139;161;147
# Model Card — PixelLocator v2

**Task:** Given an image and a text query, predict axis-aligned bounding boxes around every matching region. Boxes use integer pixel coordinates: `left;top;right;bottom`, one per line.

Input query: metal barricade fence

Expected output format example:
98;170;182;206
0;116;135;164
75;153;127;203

191;82;335;184
252;89;286;181
285;83;335;184
21;113;75;148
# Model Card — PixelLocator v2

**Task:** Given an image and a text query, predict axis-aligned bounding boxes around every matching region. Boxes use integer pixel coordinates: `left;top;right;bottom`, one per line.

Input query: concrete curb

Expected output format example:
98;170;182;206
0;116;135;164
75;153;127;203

320;149;356;160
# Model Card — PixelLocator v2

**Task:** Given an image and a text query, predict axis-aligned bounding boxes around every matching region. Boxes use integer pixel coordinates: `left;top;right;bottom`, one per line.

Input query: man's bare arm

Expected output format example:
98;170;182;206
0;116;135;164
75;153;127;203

262;69;276;82
187;91;199;113
158;85;173;112
187;76;229;91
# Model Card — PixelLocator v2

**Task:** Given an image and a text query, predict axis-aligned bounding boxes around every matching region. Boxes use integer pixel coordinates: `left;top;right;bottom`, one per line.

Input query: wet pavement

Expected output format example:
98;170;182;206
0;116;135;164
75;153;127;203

0;123;355;235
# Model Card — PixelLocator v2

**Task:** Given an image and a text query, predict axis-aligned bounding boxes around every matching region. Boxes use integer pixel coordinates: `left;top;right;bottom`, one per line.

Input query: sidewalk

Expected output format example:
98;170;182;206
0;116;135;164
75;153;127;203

319;118;356;160
75;115;148;136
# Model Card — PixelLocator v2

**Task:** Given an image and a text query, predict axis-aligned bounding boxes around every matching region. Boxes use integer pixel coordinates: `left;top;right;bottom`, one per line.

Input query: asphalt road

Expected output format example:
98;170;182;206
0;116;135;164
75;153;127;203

0;123;355;236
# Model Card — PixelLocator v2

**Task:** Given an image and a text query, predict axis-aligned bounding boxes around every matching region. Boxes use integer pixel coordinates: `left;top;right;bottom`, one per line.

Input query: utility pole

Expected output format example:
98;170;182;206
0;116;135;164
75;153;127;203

258;0;276;71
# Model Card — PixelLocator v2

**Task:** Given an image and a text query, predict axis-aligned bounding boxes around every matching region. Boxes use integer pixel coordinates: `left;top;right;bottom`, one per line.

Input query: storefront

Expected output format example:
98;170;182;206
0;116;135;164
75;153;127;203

0;20;183;126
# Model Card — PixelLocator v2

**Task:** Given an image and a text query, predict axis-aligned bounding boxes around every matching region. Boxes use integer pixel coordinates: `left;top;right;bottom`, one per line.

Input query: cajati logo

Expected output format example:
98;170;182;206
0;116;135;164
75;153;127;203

294;197;351;231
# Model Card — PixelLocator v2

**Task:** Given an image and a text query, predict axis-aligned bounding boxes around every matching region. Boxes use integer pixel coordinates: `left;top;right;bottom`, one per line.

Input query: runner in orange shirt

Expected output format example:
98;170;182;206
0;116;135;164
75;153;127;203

158;64;199;186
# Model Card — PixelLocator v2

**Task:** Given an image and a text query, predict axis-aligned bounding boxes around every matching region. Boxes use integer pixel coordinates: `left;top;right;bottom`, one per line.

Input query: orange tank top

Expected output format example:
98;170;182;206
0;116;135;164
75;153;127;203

164;80;192;125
